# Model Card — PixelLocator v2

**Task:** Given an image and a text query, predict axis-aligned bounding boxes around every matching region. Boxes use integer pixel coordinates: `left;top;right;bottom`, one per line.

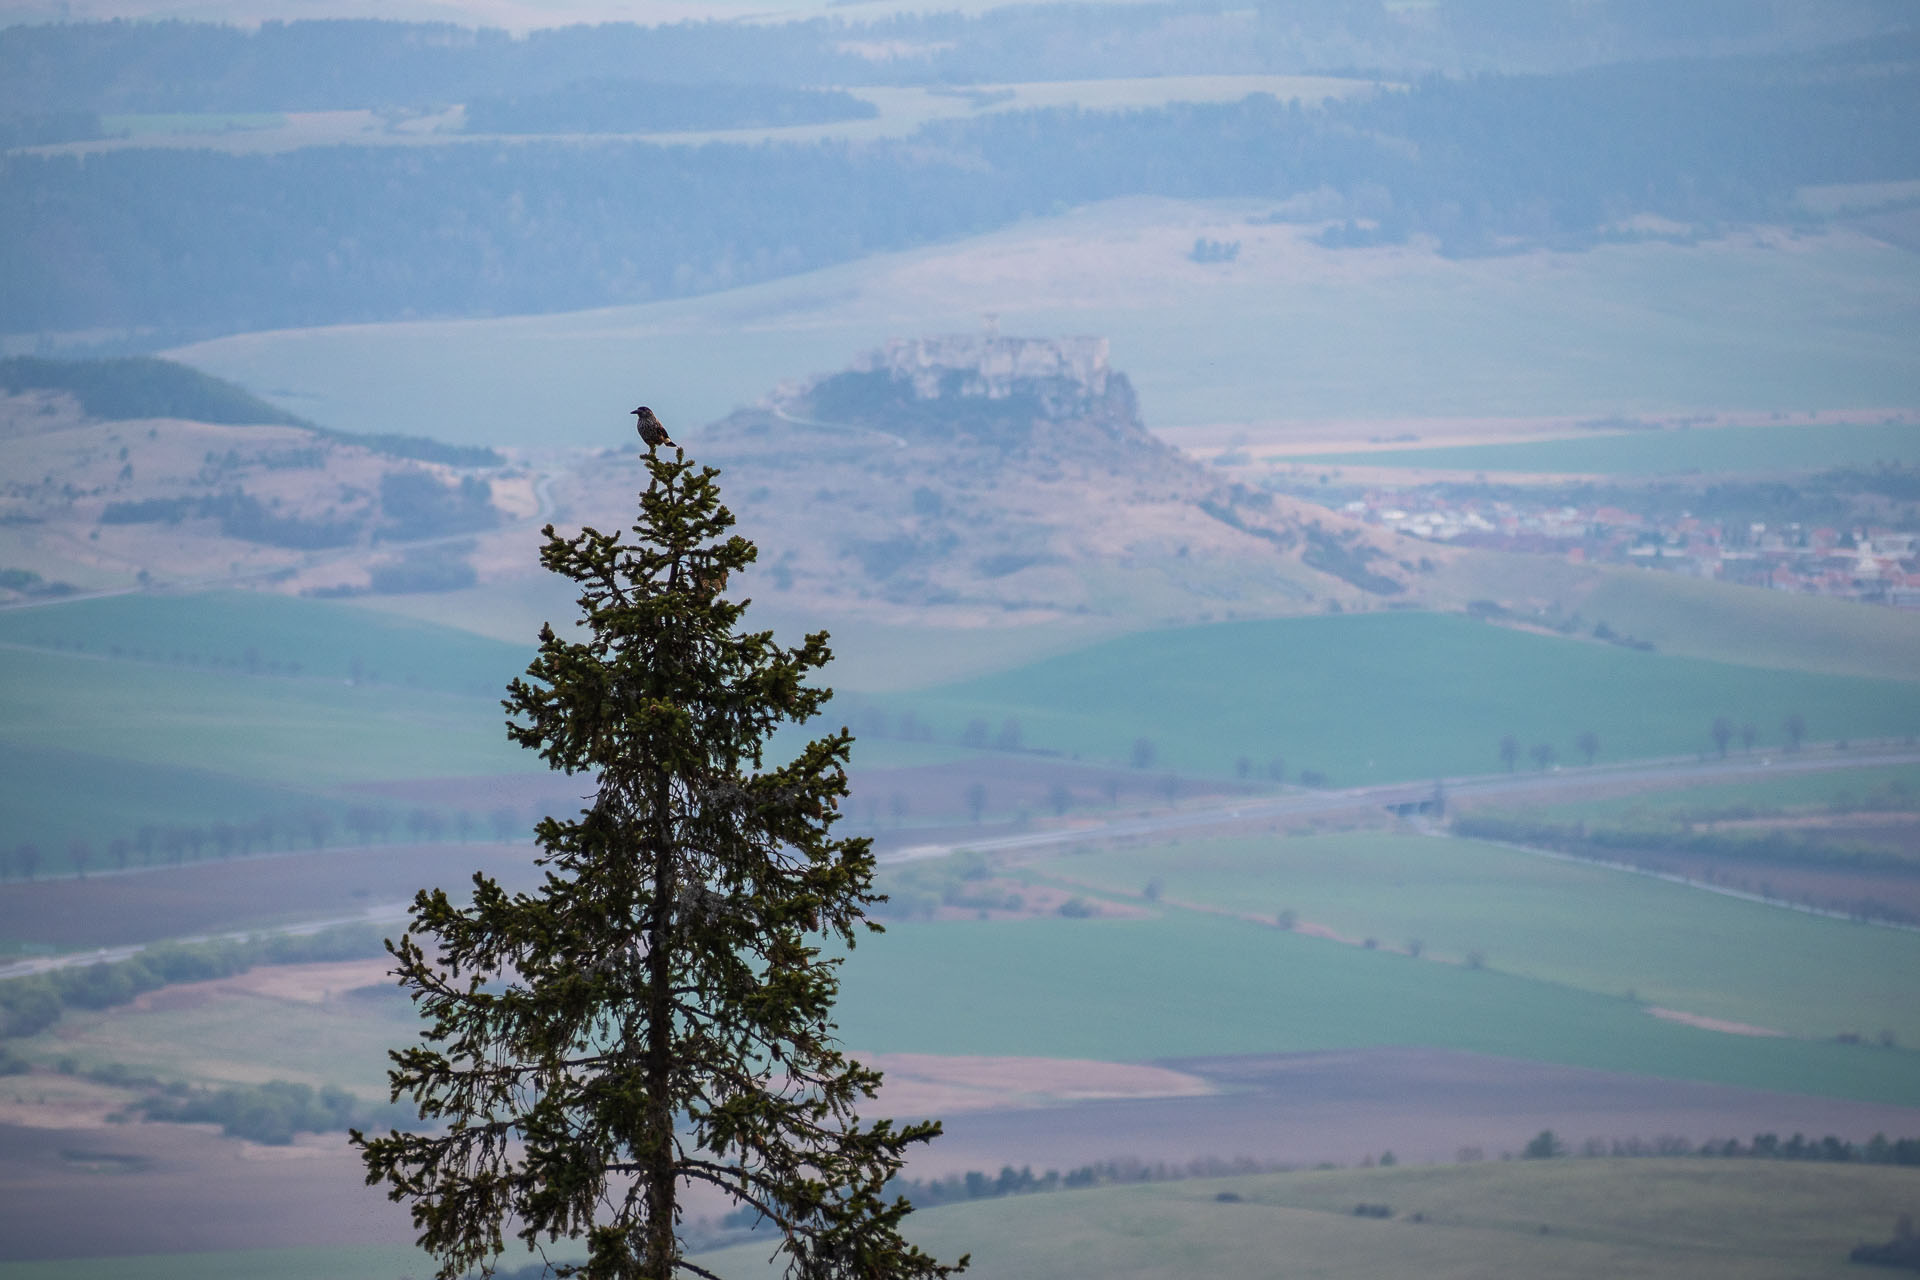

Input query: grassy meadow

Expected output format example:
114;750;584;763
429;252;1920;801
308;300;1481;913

3;1160;1912;1280
0;591;532;697
0;739;336;862
826;908;1920;1105
8;976;417;1097
0;645;527;787
15;835;1919;1107
1296;420;1920;475
885;610;1920;781
1574;571;1920;682
1022;830;1920;1045
168;202;1920;447
695;1160;1920;1280
1522;760;1920;824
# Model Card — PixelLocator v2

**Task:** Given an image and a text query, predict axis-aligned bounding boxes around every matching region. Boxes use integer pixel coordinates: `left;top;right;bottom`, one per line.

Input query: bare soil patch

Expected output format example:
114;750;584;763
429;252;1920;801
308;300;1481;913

920;1046;1920;1176
0;1073;135;1131
0;841;542;951
867;1053;1212;1116
123;958;398;1012
1646;1008;1787;1038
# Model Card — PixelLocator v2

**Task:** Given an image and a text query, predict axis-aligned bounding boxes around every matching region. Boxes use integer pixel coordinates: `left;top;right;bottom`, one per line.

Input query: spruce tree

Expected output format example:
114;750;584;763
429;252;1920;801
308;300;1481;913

353;450;965;1280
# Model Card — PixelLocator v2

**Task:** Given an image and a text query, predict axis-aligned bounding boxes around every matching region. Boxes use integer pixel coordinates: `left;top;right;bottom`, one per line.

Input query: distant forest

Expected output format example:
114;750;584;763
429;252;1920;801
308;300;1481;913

0;2;1909;114
1;17;1916;340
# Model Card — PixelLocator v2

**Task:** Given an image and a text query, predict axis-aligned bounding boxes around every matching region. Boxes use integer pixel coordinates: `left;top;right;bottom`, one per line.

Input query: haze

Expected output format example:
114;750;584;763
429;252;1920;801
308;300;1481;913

1;3;1918;1277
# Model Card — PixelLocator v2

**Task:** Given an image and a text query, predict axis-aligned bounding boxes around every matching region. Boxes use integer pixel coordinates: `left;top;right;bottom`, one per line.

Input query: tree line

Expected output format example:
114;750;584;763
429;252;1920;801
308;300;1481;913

1;6;1899;117
0;924;388;1046
1;802;536;880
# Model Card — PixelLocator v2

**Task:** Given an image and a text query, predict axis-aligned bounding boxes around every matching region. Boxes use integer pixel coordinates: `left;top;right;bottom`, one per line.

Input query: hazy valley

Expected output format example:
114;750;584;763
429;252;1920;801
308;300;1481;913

3;5;1920;1278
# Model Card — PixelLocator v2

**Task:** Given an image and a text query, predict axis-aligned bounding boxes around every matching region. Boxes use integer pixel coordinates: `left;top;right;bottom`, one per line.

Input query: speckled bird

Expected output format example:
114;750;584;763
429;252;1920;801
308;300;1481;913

632;406;675;450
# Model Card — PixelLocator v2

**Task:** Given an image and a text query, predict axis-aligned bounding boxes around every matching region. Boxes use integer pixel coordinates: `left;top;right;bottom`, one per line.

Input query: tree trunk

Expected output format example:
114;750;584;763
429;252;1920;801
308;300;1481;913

645;771;676;1279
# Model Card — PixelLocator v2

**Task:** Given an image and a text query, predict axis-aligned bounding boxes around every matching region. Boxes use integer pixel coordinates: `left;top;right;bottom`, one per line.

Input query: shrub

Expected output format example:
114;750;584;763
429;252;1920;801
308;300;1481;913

0;976;62;1038
139;1079;412;1145
1523;1130;1565;1159
54;958;162;1010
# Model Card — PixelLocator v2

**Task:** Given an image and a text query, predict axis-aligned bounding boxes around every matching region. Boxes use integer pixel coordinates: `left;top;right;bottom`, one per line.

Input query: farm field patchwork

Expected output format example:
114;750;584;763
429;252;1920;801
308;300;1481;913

3;1159;1915;1280
884;611;1920;780
12;868;1919;1110
694;1159;1920;1280
827;909;1920;1105
1293;420;1920;475
1022;830;1920;1045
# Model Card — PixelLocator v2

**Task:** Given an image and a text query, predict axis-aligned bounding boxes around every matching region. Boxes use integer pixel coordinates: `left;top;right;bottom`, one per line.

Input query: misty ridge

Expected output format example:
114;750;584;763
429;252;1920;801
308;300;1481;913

2;7;1918;343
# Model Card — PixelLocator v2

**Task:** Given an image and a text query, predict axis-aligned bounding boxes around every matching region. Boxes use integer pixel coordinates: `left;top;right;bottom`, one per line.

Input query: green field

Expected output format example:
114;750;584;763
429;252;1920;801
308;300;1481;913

694;1160;1920;1280
1576;571;1920;682
0;739;339;860
1023;830;1920;1044
1299;420;1920;475
0;590;1047;872
1521;761;1920;824
0;647;527;788
883;611;1920;781
5;595;1916;874
0;591;532;697
169;201;1920;447
20;854;1920;1105
826;909;1920;1105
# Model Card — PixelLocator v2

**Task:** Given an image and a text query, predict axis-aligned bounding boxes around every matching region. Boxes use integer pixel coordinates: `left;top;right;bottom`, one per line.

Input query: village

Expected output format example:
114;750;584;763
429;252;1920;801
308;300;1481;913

1329;488;1920;608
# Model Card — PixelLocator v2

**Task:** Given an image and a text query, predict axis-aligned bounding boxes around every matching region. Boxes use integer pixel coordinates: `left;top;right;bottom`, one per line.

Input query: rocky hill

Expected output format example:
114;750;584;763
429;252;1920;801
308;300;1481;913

0;358;531;601
566;334;1454;626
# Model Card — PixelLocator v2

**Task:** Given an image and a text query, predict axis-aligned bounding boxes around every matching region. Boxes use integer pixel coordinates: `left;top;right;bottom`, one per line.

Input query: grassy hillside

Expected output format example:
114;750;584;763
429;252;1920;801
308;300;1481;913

886;611;1920;781
828;909;1920;1105
0;740;337;863
1024;830;1920;1045
0;647;528;789
1523;761;1920;824
1297;420;1920;475
0;356;308;427
694;1160;1920;1280
0;591;533;698
1576;571;1920;682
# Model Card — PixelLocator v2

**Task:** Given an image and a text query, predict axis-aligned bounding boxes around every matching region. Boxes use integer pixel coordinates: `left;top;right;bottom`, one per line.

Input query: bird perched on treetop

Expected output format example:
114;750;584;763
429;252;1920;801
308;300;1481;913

632;406;675;451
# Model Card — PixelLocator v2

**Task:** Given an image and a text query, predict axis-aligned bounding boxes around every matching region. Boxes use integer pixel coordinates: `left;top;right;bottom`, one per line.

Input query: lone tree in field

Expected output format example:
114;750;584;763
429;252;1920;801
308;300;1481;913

353;450;965;1280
